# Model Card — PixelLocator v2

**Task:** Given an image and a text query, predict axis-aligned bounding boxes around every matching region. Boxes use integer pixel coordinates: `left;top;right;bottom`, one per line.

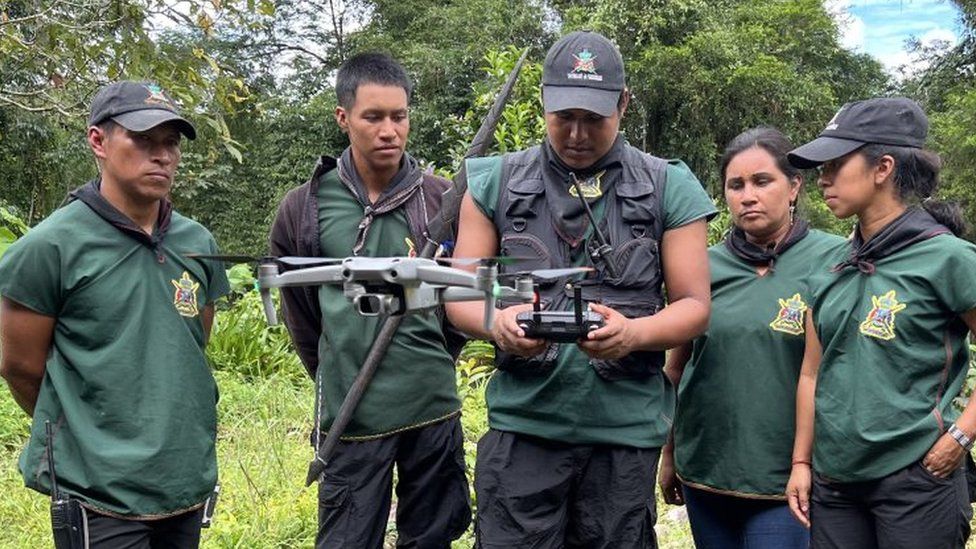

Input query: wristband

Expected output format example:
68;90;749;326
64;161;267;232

791;459;812;467
948;423;974;451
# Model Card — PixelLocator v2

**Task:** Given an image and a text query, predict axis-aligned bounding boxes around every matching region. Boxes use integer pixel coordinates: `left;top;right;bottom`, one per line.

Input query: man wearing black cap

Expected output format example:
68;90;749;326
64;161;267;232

0;80;229;548
446;31;715;547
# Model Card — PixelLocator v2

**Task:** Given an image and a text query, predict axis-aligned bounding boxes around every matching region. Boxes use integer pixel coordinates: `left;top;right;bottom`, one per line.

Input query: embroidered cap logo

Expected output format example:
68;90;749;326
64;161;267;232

568;49;603;82
144;84;175;108
824;106;845;131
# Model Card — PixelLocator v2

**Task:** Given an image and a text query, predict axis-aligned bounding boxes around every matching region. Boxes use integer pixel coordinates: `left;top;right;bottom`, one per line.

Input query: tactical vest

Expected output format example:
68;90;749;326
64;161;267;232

491;144;668;381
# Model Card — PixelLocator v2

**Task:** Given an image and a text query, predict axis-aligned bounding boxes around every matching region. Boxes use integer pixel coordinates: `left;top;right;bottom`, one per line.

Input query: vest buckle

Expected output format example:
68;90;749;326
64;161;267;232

512;218;527;232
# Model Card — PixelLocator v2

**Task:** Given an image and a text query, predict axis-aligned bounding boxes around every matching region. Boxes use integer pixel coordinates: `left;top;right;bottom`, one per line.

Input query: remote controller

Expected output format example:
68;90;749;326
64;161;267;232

516;310;605;343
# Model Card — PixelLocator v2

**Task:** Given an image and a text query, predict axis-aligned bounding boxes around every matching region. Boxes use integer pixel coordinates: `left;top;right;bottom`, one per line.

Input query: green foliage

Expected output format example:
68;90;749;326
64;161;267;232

0;382;30;451
899;0;976;238
226;263;257;296
928;87;976;237
956;344;976;411
455;339;493;523
0;1;258;121
705;206;731;246
349;0;552;167
204;371;317;547
0;108;94;225
207;290;307;383
171;92;348;254
0;201;28;259
442;46;546;174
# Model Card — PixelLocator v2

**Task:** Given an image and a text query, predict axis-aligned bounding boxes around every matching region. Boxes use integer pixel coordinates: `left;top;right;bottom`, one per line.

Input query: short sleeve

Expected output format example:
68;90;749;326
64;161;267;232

662;160;717;230
933;237;976;314
204;235;231;304
465;156;504;219
0;232;63;316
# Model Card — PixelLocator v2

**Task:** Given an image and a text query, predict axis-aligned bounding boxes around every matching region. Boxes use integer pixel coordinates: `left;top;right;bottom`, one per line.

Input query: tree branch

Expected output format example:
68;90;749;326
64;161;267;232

264;42;329;64
0;94;76;116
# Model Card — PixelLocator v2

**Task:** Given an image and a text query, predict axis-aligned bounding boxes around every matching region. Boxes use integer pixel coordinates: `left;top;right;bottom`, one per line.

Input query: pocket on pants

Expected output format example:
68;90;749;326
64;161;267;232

317;477;350;546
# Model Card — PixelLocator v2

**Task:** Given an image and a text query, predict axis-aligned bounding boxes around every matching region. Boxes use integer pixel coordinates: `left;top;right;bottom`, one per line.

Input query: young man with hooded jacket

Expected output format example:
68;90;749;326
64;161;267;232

269;52;471;548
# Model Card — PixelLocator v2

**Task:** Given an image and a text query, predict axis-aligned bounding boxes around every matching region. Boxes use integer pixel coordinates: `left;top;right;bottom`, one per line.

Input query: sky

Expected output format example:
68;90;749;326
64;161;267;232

826;0;963;75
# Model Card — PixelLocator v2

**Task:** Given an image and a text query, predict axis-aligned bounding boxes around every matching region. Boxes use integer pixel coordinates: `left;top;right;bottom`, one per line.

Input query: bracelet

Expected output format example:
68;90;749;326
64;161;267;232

791;459;812;467
948;423;974;451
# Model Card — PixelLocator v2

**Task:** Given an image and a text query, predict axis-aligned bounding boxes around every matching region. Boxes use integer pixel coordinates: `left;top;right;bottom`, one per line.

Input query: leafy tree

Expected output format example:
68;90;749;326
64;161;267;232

347;0;552;166
0;201;29;258
901;0;976;236
0;0;256;119
0;0;270;229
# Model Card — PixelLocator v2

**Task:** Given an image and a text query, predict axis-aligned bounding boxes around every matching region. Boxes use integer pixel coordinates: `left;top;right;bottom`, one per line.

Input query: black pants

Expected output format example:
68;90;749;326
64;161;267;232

811;461;972;549
316;417;471;549
474;429;660;549
80;508;203;549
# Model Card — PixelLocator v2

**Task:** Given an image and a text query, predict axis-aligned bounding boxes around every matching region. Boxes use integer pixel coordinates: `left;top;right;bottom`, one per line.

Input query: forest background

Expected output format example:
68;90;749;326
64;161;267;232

1;0;976;546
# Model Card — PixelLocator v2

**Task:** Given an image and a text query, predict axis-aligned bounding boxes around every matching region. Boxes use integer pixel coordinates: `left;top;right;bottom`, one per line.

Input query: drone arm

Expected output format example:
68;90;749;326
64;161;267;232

256;264;345;327
439;287;490;302
260;265;346;288
414;265;479;288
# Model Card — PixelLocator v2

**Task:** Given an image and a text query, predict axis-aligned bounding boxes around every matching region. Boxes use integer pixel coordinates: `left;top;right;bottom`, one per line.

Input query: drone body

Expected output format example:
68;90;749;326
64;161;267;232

186;252;591;333
256;256;542;332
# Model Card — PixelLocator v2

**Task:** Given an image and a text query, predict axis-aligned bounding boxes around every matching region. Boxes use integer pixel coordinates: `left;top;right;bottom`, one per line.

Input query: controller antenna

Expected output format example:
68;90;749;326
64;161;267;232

573;284;583;326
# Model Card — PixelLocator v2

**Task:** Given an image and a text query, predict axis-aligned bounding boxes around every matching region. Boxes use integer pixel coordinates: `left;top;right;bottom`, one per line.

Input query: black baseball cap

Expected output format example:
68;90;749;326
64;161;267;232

788;97;927;169
542;31;626;117
88;81;196;140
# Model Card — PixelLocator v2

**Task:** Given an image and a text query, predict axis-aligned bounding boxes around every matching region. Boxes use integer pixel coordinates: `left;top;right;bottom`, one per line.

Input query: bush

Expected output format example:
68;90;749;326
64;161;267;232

0;203;29;260
207;290;307;384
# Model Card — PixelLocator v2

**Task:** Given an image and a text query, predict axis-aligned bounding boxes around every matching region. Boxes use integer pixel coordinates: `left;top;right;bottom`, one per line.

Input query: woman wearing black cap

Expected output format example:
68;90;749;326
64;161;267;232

785;97;976;549
659;127;844;549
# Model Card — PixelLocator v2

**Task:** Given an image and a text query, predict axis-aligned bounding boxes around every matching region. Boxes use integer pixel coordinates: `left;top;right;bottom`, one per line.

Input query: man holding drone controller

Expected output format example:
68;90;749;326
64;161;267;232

0;81;230;547
269;53;471;547
446;31;715;548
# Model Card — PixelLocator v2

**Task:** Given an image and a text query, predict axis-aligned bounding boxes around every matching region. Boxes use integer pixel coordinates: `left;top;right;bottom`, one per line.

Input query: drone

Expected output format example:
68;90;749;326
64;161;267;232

186;253;591;332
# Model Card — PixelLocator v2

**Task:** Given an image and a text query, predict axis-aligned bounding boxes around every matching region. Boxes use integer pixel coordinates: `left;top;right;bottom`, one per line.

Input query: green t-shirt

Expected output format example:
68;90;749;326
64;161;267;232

673;229;846;498
0;200;230;518
315;168;460;439
810;233;976;482
466;153;717;448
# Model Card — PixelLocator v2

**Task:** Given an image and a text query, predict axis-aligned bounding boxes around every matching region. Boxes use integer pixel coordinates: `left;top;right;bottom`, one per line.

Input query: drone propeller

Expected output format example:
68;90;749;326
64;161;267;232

184;253;267;263
498;267;594;281
184;253;343;267
436;255;537;267
277;256;345;267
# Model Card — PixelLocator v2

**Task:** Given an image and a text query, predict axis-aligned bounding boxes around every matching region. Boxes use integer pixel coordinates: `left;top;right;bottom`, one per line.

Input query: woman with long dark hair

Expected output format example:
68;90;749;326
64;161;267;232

786;97;975;549
660;127;844;548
